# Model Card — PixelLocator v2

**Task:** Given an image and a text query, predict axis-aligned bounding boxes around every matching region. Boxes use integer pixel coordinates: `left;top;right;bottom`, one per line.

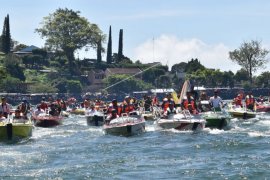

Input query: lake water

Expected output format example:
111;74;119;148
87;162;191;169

1;113;270;179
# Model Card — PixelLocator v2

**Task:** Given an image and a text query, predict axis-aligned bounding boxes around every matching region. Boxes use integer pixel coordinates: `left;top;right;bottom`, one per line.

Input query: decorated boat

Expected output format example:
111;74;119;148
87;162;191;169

156;110;206;131
32;112;63;127
0;116;33;140
86;111;105;126
202;110;232;129
103;112;145;136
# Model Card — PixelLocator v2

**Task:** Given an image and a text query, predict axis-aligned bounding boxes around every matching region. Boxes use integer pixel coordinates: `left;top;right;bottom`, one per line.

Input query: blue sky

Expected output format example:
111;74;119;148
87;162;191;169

1;0;270;73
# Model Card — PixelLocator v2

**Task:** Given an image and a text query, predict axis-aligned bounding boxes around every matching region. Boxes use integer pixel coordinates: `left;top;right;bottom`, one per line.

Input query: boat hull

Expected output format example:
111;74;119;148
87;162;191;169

104;118;145;136
86;115;104;126
256;104;270;112
228;110;256;119
157;119;205;131
0;120;33;140
32;115;63;127
203;112;231;129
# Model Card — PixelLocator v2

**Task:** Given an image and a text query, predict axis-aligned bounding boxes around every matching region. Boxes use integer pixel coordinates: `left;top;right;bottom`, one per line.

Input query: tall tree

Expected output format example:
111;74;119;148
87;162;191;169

36;8;104;75
97;37;102;64
106;26;112;64
117;29;123;63
229;40;269;84
1;15;11;54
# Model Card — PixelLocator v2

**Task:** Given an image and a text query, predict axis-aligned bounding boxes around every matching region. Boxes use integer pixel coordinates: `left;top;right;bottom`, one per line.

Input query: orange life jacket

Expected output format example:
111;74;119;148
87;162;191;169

108;105;122;116
183;99;195;110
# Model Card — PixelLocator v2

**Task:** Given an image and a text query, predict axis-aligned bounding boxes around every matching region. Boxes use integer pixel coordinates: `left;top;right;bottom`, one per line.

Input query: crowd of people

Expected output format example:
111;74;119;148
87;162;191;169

0;89;269;121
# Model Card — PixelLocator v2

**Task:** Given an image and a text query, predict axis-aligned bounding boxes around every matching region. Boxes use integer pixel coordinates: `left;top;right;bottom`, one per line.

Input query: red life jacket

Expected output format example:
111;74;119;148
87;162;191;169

234;97;242;106
245;95;254;106
162;101;170;111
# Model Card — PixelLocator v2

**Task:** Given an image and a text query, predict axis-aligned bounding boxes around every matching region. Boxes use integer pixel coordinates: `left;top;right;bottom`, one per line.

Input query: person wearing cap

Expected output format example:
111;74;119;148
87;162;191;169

182;91;197;114
245;91;255;111
209;90;223;111
0;97;11;118
233;94;243;107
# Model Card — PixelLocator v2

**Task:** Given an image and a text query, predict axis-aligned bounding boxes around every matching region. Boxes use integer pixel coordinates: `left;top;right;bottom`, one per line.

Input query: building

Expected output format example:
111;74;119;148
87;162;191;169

86;67;143;92
104;68;142;79
13;45;39;56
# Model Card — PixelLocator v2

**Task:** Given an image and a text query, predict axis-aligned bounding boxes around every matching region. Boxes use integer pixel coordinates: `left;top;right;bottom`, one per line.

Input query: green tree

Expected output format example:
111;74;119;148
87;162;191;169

66;80;82;93
1;14;11;54
29;82;58;93
256;71;270;88
97;37;102;64
171;62;187;73
234;68;249;82
103;74;153;94
0;76;22;93
156;75;172;88
106;26;112;64
36;8;104;75
229;40;269;84
117;29;123;63
142;68;165;84
185;58;205;74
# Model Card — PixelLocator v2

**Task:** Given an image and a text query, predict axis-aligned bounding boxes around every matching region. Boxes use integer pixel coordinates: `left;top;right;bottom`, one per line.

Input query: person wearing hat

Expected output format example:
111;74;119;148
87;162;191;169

209;90;223;111
0;97;11;118
245;91;255;111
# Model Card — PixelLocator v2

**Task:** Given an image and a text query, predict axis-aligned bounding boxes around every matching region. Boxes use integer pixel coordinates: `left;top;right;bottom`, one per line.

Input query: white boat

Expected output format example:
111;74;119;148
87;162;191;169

86;111;105;126
103;112;145;136
156;110;206;131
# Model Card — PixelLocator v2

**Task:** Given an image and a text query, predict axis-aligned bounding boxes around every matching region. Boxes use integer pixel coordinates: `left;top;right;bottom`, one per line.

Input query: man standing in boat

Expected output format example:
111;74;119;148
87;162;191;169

209;89;223;111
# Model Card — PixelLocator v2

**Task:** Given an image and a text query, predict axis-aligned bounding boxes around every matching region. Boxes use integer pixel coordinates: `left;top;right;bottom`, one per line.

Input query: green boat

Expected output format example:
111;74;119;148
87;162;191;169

202;111;232;129
0;117;33;140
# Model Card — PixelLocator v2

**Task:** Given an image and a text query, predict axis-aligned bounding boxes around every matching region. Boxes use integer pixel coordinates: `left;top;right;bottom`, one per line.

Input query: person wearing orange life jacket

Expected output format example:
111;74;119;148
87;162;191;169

122;96;135;114
245;91;255;111
107;99;122;116
162;96;175;115
182;91;197;114
233;94;243;107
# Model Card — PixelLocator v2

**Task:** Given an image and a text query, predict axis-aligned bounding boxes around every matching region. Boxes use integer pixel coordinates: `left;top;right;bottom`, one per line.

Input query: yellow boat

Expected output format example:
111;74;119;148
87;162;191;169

0;117;33;140
69;108;86;115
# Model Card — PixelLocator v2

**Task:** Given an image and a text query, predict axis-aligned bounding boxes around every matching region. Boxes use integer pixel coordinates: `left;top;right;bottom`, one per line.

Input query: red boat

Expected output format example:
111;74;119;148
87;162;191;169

256;103;270;112
31;113;63;127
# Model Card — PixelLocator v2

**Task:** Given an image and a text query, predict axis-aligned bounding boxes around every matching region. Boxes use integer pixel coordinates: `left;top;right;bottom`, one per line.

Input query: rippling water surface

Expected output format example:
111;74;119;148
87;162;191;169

1;113;270;179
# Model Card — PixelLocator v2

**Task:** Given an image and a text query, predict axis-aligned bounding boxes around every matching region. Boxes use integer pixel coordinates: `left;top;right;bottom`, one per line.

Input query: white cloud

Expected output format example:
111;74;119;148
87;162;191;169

133;35;241;72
